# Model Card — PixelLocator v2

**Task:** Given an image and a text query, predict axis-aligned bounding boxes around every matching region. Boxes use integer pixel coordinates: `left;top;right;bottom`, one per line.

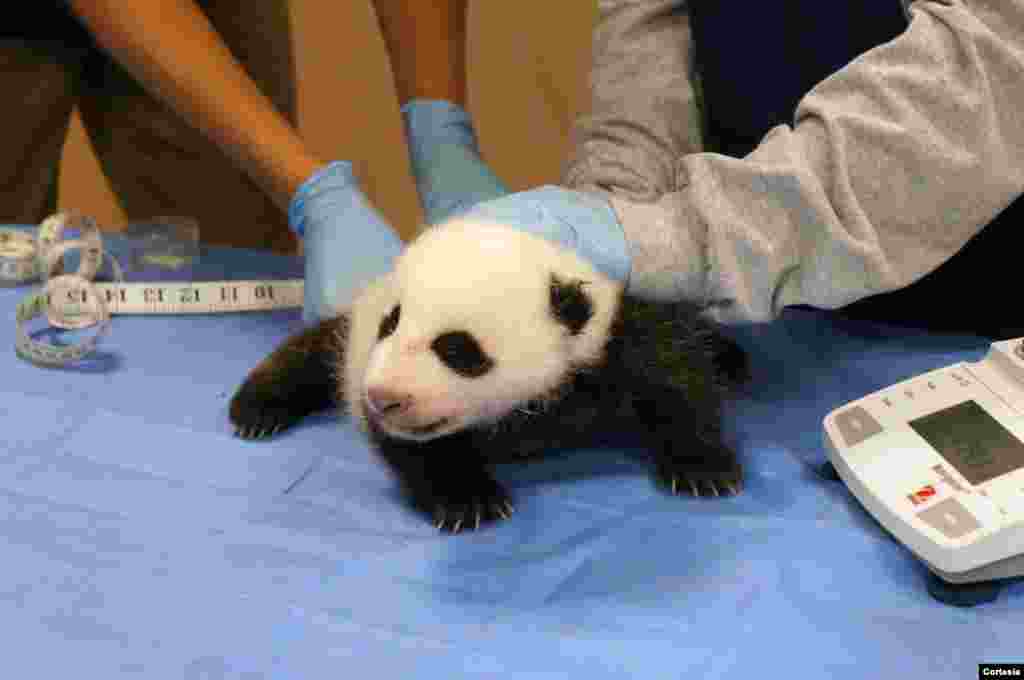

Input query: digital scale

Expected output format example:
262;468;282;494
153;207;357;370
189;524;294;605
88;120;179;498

823;337;1024;606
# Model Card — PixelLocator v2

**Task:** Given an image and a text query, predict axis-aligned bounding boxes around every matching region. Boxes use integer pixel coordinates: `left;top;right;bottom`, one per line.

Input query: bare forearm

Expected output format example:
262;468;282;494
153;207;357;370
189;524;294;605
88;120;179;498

372;0;468;107
67;0;323;212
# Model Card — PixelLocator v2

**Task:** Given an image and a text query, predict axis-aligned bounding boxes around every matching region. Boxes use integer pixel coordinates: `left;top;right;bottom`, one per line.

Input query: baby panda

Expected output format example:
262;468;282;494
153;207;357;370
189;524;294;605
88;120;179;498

230;218;747;533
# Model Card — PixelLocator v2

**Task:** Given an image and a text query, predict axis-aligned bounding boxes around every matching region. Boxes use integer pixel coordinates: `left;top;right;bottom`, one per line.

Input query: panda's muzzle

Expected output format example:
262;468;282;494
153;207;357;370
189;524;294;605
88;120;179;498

368;414;451;440
409;418;450;436
364;390;452;438
365;387;410;417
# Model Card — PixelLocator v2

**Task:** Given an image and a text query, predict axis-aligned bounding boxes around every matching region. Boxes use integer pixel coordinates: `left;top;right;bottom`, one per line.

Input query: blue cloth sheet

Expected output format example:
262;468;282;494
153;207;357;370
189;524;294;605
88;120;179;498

2;225;1021;679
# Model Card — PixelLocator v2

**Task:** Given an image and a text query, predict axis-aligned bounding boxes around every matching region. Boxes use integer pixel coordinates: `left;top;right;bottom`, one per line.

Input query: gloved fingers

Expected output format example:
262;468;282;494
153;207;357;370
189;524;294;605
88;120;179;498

400;99;510;225
303;212;401;322
462;185;631;284
290;161;404;323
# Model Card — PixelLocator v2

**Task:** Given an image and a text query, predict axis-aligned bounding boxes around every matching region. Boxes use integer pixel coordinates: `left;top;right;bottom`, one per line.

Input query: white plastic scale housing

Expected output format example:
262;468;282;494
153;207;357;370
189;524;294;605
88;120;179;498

824;338;1024;584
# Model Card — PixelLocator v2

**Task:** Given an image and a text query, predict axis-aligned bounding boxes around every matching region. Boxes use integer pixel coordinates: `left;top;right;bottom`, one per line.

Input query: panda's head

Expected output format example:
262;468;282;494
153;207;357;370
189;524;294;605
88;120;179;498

343;218;624;442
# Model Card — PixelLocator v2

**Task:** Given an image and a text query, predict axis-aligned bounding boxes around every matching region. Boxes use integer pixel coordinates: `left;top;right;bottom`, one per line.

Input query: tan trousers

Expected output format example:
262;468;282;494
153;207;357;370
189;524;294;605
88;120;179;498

0;0;299;254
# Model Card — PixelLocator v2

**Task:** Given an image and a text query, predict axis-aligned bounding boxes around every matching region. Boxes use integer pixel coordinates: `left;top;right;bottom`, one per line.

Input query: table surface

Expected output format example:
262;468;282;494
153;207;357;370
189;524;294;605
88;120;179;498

2;225;1021;679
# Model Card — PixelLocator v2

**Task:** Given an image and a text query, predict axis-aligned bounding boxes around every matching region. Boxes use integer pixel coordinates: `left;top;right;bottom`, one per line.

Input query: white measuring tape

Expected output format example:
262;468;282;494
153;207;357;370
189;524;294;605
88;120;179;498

2;212;302;367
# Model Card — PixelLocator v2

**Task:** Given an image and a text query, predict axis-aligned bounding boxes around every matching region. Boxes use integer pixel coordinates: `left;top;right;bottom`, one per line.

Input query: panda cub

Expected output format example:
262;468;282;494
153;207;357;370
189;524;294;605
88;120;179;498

230;218;747;533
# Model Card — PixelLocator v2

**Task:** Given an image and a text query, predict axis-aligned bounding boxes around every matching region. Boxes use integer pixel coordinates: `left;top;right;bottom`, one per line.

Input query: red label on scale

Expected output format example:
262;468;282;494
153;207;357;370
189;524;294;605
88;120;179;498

907;484;937;506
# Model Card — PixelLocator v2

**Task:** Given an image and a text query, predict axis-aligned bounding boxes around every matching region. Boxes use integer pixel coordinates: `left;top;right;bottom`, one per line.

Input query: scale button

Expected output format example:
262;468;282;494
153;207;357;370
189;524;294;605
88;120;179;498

931;464;965;492
834;405;883;447
916;498;982;539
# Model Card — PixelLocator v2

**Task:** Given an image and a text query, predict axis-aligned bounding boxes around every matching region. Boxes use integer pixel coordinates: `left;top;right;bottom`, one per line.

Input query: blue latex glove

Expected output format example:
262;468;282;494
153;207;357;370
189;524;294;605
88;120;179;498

400;99;509;225
401;99;631;284
460;185;631;284
288;161;404;323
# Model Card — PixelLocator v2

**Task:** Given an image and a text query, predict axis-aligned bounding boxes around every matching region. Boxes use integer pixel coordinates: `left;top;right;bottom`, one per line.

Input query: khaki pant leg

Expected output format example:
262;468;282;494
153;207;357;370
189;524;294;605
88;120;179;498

0;40;80;225
76;0;300;254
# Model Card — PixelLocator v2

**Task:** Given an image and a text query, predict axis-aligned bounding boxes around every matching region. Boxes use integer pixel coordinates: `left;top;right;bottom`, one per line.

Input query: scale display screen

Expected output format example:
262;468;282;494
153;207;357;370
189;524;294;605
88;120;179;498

909;400;1024;486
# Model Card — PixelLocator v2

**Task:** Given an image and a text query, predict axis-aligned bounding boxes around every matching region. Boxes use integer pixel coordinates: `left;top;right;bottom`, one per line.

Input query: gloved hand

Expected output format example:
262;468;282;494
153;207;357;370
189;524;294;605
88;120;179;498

288;161;404;323
401;99;631;284
459;185;631;284
400;99;509;226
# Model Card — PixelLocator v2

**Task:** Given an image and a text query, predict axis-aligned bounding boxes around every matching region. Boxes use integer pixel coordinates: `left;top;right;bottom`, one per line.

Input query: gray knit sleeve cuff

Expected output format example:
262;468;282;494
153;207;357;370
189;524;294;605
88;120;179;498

606;190;710;307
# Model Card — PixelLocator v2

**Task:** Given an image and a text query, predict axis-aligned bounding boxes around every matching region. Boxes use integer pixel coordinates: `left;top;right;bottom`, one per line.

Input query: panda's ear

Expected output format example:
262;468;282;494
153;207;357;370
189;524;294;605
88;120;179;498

549;274;593;335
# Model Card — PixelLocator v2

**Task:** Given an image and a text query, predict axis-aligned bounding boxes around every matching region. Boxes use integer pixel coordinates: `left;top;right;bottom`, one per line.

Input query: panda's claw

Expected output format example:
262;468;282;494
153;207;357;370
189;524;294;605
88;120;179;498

424;474;512;533
229;384;310;442
433;507;446;530
655;442;743;499
236;424;284;440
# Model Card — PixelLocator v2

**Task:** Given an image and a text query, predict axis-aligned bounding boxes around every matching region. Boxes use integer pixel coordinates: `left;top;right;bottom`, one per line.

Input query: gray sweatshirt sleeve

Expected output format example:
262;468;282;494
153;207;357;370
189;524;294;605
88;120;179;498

563;0;705;201
566;0;1024;325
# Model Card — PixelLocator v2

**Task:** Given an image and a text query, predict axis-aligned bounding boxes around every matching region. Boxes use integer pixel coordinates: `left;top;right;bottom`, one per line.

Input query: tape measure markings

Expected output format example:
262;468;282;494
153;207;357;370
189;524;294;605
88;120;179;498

16;281;112;367
82;279;303;314
3;212;302;367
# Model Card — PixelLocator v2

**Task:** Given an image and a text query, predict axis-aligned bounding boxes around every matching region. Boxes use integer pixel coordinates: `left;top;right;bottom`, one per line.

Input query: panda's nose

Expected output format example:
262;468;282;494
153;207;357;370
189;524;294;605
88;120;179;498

365;387;411;416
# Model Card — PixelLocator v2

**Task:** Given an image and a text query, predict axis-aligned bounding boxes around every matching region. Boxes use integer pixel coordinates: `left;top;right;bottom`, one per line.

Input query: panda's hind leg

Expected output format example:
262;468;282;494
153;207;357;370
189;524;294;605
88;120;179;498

613;298;745;497
229;316;347;439
654;430;744;498
633;381;744;498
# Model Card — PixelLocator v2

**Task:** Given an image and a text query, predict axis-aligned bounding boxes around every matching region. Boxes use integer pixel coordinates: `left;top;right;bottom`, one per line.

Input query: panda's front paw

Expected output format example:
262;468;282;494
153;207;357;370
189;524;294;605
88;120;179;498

427;476;515;534
654;439;743;498
229;384;303;440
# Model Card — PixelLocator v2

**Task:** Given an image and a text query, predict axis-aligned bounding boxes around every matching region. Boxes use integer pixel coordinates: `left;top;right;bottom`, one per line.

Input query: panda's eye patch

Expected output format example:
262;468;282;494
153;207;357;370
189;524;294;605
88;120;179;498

431;331;494;378
378;304;400;339
549;274;592;335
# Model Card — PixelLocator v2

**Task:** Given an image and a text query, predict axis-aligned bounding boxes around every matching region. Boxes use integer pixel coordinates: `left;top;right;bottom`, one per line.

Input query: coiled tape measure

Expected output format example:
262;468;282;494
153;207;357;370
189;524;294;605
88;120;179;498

1;212;302;367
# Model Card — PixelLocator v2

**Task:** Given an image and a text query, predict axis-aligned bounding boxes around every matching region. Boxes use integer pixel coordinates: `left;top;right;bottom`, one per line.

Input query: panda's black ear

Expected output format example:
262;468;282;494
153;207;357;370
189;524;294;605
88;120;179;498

549;274;593;335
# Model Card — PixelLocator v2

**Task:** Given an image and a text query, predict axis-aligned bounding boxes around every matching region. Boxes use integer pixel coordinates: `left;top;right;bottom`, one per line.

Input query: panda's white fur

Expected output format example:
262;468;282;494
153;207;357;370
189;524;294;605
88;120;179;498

343;218;624;442
230;215;747;531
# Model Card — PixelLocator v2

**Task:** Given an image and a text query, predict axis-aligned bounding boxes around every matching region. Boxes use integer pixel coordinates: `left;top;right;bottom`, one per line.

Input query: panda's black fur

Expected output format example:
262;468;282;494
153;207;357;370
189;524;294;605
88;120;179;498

230;286;748;533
